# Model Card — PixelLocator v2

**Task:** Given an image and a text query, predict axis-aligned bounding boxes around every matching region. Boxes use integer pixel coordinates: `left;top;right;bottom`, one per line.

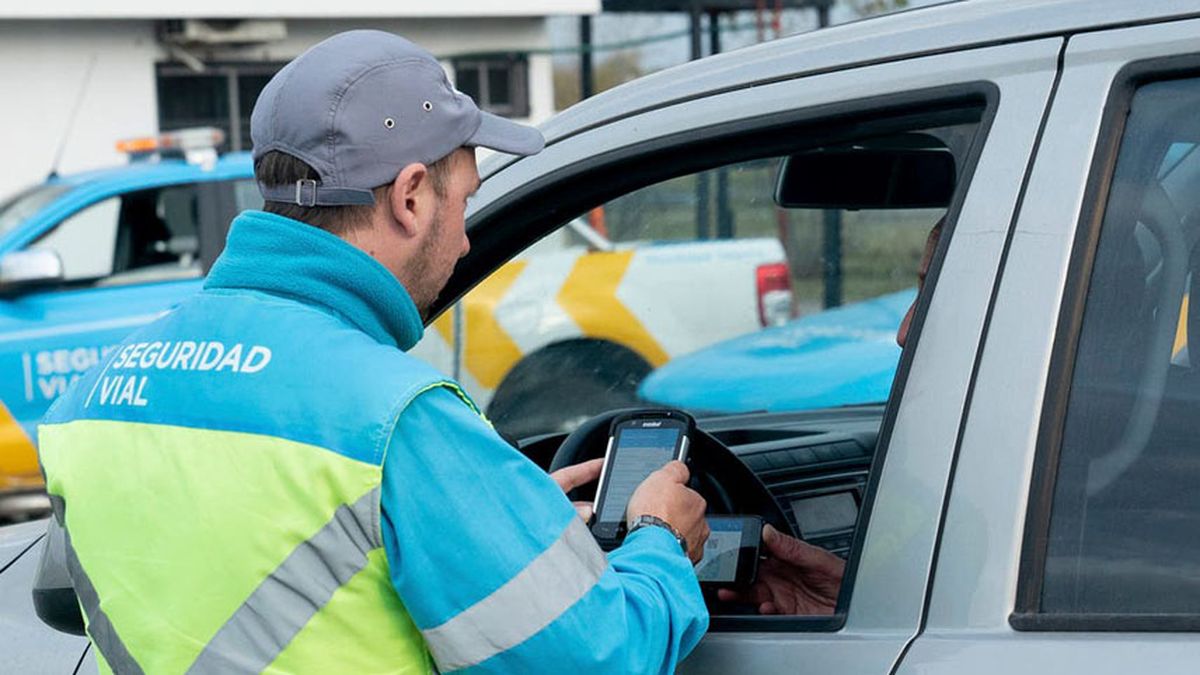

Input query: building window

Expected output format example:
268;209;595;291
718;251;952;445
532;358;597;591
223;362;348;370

157;63;285;152
453;56;530;118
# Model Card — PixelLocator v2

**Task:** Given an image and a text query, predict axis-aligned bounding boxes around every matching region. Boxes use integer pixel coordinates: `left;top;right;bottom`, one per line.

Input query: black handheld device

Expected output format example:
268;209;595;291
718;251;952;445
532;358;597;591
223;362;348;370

695;515;762;589
591;410;694;547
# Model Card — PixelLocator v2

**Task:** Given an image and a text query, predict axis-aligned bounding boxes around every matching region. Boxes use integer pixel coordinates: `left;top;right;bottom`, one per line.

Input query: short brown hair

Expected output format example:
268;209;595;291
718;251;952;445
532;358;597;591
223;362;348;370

254;150;454;235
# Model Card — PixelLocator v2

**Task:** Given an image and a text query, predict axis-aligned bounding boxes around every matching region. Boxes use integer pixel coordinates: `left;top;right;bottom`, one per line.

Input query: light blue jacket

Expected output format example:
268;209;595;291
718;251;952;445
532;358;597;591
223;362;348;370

202;210;710;672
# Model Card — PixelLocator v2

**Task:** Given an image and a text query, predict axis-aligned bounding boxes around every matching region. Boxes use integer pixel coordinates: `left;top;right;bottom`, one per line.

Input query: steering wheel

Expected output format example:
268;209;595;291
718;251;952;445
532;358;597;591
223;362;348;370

548;408;795;538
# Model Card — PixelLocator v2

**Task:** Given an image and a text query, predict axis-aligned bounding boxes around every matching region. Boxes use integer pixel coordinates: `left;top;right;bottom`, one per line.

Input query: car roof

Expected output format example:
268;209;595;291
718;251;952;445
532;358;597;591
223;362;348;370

479;0;1198;179
0;152;254;252
47;151;253;191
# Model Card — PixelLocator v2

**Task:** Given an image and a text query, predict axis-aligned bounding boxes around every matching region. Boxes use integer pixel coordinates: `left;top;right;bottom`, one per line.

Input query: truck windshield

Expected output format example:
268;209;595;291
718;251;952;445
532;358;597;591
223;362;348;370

0;184;71;237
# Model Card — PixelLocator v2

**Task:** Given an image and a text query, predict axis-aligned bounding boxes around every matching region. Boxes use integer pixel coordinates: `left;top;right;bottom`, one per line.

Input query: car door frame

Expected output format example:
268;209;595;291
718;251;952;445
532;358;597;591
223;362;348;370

447;36;1062;673
900;16;1200;675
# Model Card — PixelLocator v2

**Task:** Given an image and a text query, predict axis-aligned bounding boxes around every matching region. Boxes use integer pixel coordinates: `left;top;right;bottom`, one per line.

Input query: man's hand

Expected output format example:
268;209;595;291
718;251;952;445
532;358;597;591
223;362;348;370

716;524;845;615
550;458;604;522
627;461;709;563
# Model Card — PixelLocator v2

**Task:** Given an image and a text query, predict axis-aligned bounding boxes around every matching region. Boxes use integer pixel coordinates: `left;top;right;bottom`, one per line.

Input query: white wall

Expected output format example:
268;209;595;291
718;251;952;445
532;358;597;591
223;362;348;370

0;16;557;202
1;0;597;19
0;21;159;201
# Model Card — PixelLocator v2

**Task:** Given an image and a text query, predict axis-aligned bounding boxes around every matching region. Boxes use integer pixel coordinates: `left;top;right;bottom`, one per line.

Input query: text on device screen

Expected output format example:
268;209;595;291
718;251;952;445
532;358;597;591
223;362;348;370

598;427;681;523
695;518;744;582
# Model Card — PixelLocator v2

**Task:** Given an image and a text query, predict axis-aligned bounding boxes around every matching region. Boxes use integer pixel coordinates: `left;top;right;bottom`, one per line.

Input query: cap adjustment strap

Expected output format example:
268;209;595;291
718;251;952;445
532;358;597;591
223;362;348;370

295;179;318;207
257;182;377;207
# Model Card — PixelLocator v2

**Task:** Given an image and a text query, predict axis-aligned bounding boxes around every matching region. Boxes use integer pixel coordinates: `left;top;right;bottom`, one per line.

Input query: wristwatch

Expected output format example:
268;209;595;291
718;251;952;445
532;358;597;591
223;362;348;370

628;515;689;555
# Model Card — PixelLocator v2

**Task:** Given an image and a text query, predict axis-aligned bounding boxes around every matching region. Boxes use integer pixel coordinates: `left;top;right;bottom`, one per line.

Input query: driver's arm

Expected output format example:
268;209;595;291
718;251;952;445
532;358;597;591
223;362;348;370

380;386;708;674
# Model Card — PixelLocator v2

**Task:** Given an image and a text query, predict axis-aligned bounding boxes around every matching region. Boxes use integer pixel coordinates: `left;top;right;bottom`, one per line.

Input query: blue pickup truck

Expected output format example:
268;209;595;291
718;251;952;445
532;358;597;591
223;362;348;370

0;130;259;517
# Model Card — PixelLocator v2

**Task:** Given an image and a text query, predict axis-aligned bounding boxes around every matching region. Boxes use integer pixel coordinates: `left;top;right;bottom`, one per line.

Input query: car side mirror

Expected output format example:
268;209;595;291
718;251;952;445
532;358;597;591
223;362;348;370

775;145;956;210
0;249;64;295
33;518;85;636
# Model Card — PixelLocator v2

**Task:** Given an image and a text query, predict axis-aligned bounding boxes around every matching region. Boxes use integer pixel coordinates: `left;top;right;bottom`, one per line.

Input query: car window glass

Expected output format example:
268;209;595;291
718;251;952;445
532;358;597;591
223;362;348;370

422;119;978;443
31;197;119;280
30;184;206;286
1040;77;1200;615
0;183;72;237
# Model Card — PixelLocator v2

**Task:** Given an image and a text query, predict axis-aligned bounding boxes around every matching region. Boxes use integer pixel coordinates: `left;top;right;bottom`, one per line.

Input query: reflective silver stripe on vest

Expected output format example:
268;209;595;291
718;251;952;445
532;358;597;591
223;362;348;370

422;516;608;671
60;522;146;675
187;487;381;674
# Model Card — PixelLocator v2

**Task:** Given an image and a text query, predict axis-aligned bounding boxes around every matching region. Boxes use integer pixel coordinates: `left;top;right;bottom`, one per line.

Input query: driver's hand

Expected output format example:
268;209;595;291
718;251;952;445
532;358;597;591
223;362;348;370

627;461;709;563
716;524;845;615
550;458;604;522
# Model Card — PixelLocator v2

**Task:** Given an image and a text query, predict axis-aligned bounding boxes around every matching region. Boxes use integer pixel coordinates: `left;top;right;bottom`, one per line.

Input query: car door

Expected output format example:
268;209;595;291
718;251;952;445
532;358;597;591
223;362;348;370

898;15;1200;675
440;36;1061;672
0;179;237;499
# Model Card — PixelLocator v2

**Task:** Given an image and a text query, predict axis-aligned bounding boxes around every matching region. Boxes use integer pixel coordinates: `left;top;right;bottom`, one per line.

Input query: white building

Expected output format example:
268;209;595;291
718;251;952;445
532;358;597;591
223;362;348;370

0;1;597;201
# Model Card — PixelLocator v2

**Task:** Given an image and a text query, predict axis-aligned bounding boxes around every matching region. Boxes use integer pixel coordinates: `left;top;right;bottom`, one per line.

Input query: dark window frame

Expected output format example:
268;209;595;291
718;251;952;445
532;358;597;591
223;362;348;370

452;54;530;118
449;82;999;633
1012;54;1200;633
156;62;286;152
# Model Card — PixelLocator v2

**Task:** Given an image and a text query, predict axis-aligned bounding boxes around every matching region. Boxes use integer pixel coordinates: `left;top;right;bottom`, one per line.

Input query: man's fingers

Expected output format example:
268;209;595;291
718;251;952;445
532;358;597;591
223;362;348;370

763;524;847;577
658;460;690;484
716;588;740;603
551;458;605;493
763;524;816;564
573;502;594;523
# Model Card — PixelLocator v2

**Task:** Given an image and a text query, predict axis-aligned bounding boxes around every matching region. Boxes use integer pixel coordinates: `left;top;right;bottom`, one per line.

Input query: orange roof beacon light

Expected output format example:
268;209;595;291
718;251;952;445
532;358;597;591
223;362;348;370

116;127;226;170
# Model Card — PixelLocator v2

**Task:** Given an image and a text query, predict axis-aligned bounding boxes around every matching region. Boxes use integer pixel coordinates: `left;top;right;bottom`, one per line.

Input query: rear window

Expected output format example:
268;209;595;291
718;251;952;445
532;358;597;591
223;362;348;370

1039;76;1200;616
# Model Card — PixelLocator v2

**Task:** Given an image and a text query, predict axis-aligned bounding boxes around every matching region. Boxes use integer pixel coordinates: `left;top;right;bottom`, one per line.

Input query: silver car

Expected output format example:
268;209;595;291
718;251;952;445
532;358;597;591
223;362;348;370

5;0;1200;671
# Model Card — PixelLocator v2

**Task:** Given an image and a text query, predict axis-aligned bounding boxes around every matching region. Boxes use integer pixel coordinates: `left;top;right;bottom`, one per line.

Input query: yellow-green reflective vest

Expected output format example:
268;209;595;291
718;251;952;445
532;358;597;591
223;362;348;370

38;213;484;673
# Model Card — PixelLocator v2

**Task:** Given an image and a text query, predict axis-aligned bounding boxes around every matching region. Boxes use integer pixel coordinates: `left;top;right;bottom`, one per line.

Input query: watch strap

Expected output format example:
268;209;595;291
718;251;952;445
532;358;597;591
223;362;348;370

628;515;689;555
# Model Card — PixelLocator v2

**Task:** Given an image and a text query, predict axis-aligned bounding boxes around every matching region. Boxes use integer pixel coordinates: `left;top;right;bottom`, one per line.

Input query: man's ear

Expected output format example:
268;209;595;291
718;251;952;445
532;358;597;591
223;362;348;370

388;162;430;238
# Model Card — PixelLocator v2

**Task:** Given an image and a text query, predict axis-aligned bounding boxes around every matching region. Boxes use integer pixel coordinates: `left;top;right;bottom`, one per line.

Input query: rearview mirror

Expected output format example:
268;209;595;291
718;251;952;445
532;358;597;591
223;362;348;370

775;145;956;210
0;249;64;294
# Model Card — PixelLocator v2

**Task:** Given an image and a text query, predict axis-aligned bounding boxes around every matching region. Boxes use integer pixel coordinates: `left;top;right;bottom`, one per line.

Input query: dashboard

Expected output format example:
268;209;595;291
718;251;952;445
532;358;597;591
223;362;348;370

703;406;879;559
520;405;882;560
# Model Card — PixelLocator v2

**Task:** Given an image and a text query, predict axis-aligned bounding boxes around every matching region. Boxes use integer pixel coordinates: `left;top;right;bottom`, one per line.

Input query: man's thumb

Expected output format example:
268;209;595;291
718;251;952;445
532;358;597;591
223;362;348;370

659;460;690;484
763;524;806;562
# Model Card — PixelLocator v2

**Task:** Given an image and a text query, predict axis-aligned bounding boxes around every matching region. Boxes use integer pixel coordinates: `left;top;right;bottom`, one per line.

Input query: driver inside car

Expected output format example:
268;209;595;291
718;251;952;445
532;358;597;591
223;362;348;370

717;218;944;615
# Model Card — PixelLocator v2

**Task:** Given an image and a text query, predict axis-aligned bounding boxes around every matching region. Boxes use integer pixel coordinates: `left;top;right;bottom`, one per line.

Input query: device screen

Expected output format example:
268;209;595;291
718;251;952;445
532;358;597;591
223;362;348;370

791;492;858;538
695;515;761;587
695;518;745;582
596;426;682;525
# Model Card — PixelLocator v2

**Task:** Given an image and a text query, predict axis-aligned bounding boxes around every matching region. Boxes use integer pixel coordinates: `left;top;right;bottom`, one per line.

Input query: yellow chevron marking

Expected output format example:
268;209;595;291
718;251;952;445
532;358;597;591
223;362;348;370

0;400;41;492
1174;293;1189;358
557;251;669;367
464;261;528;389
433;307;454;346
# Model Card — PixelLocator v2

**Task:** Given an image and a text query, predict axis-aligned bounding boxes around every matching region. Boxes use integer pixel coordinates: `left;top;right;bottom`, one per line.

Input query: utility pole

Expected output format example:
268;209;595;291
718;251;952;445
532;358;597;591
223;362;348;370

816;1;842;308
579;15;595;100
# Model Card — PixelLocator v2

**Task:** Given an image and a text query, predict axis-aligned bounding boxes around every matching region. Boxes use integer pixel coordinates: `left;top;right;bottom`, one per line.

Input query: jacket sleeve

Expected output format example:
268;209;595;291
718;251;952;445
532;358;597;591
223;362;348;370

379;386;709;674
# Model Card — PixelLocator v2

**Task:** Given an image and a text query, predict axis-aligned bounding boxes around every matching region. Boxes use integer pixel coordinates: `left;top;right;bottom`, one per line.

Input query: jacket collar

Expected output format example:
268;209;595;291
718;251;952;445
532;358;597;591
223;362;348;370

204;210;424;350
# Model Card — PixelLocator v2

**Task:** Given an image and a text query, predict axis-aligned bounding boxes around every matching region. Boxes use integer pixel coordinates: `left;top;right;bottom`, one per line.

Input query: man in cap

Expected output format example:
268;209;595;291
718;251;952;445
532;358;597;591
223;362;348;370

38;30;709;674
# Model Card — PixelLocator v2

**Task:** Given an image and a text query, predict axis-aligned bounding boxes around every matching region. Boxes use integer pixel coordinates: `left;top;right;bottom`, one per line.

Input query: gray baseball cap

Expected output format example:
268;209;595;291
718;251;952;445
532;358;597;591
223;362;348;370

251;30;544;207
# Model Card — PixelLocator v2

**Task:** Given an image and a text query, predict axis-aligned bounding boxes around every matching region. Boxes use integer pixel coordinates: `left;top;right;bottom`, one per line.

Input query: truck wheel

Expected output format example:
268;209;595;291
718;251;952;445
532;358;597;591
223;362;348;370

487;341;652;441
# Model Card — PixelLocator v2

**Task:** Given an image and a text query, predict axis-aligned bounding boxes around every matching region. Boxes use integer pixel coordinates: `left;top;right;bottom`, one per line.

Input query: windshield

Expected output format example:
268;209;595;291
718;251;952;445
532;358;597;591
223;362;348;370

0;183;71;237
